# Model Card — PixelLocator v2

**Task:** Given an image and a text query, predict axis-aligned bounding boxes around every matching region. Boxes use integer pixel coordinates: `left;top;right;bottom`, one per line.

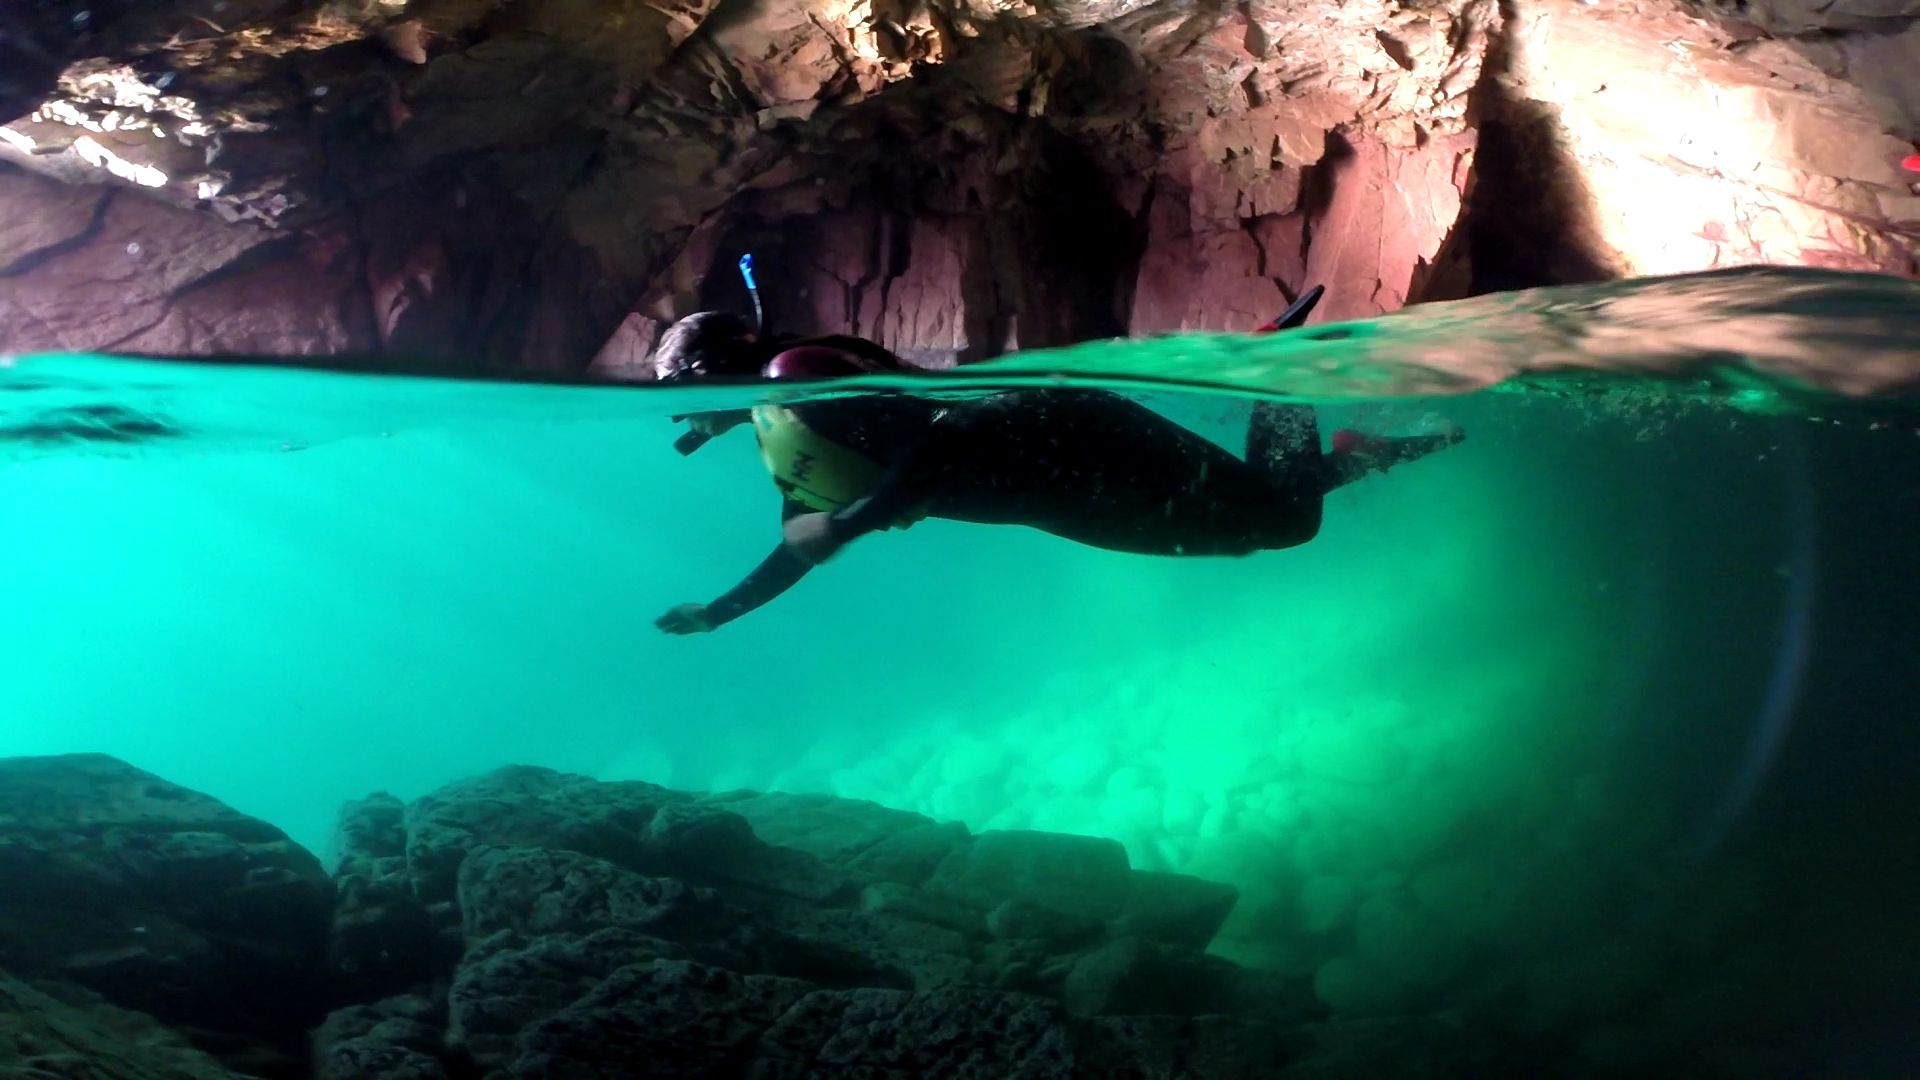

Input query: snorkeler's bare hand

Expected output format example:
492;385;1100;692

782;512;842;566
656;603;715;635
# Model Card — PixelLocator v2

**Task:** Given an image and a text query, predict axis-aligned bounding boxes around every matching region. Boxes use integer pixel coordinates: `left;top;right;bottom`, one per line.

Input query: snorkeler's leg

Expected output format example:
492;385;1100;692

1244;401;1463;494
1322;424;1466;490
1247;402;1330;494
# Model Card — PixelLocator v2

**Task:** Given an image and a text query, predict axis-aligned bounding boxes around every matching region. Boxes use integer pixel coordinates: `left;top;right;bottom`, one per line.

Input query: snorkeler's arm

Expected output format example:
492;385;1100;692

657;500;816;633
673;409;753;454
702;543;814;627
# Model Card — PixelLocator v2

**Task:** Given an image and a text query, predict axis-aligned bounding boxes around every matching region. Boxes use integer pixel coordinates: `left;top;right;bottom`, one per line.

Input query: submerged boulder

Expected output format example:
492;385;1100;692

403;766;854;913
327;793;435;1005
926;829;1134;922
401;765;691;905
457;845;737;943
844;820;973;888
0;753;332;1072
700;790;941;865
0;755;1342;1077
0;969;242;1080
311;994;448;1080
1064;937;1325;1023
380;766;1331;1075
1113;870;1242;950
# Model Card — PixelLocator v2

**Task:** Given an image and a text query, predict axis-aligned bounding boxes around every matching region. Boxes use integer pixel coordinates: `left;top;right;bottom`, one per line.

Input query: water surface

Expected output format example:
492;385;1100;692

2;264;1917;1073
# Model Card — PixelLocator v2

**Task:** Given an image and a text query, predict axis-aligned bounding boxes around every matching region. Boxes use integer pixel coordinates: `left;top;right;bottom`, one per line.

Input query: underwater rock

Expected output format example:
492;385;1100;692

445;929;695;1071
501;959;818;1075
925;829;1134;923
0;969;242;1080
327;793;434;1005
733;891;972;993
1063;938;1211;1017
389;766;1347;1072
1112;870;1242;950
861;882;988;937
842;820;973;888
1070;1014;1304;1078
0;755;1442;1077
402;765;691;905
456;845;736;943
0;753;331;1073
986;899;1108;950
756;984;1078;1075
642;801;854;902
1276;1015;1516;1078
699;790;940;866
406;767;858;916
311;995;447;1080
1063;937;1324;1022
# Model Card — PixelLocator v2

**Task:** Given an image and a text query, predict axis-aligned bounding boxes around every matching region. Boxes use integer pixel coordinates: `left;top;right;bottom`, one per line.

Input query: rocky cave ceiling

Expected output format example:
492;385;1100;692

0;0;1915;373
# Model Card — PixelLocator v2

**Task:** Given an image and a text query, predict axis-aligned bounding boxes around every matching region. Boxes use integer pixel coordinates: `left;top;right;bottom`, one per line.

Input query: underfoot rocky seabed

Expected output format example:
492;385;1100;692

0;753;1520;1079
0;752;1762;1079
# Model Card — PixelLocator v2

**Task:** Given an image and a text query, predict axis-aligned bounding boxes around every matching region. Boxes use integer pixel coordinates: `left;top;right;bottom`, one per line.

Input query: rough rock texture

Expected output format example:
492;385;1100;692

0;751;1890;1076
927;828;1133;921
310;995;446;1080
325;794;434;1005
1470;0;1920;289
0;0;1432;367
0;754;333;1075
0;971;242;1080
2;0;1912;367
374;763;1333;1076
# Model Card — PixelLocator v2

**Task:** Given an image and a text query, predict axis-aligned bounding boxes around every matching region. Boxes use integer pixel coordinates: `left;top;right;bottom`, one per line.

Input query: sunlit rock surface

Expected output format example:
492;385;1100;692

1;0;1910;367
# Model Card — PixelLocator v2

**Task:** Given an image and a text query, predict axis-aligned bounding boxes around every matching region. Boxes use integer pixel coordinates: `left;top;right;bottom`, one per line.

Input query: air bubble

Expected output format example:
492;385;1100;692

312;86;330;98
126;242;142;256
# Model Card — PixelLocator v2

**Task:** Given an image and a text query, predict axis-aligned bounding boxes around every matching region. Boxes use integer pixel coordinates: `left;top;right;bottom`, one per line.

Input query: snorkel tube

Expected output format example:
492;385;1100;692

671;277;1330;455
739;253;765;336
673;254;767;455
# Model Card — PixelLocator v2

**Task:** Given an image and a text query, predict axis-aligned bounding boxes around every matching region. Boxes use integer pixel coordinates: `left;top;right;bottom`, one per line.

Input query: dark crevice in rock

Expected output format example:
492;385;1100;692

1460;0;1621;294
0;180;114;278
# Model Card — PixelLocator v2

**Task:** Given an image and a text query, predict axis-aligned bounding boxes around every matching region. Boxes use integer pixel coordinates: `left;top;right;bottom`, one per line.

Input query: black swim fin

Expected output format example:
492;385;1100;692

1255;284;1326;333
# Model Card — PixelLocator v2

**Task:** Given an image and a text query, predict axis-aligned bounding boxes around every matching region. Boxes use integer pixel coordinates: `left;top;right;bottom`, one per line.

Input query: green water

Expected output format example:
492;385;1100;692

3;266;1918;1072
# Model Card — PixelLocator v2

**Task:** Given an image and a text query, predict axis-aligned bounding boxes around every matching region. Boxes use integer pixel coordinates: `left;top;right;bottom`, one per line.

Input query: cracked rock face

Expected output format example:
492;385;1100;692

0;0;1914;368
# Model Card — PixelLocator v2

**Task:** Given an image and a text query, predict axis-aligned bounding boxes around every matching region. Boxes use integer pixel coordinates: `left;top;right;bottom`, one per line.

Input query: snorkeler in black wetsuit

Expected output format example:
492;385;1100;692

651;290;1463;635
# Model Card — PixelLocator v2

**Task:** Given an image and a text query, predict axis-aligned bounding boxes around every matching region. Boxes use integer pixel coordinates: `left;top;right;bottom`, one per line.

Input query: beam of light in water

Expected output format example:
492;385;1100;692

1691;426;1819;864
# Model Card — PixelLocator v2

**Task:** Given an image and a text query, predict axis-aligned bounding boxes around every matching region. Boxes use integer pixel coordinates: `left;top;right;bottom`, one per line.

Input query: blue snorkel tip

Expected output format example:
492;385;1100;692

738;253;765;334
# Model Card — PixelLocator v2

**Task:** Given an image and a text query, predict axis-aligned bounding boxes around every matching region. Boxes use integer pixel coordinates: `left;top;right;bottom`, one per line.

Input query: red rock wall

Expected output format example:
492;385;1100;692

0;0;1912;371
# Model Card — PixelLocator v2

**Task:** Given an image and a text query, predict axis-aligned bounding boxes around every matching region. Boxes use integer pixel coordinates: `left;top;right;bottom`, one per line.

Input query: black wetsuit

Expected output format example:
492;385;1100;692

698;340;1403;629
